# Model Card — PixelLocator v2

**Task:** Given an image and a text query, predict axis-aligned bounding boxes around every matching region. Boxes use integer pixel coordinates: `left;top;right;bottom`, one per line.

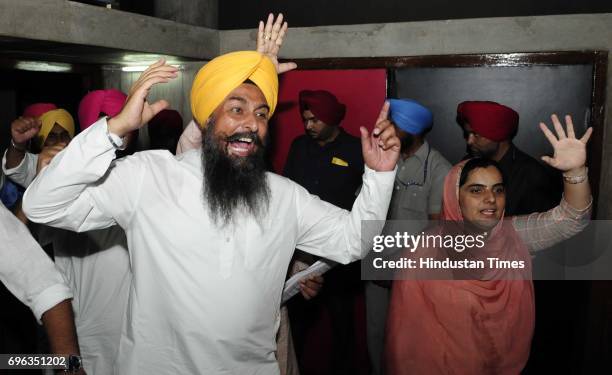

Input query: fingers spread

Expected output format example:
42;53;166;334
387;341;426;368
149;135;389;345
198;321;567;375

539;122;558;146
565;115;576;138
256;22;265;53
541;155;557;168
264;13;274;38
580;127;593;144
551;114;567;139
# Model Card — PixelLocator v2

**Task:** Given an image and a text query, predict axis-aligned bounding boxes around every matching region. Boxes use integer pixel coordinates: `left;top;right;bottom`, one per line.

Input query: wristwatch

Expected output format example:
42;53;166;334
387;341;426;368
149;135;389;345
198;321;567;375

64;355;82;373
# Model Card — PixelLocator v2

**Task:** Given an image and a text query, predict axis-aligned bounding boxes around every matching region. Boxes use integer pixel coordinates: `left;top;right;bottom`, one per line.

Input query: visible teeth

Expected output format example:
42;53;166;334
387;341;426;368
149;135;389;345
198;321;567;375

238;137;252;143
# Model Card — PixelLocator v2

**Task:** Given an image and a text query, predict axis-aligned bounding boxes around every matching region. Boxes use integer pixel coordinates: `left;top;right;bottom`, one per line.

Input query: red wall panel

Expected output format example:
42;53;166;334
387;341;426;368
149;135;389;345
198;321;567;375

270;69;387;173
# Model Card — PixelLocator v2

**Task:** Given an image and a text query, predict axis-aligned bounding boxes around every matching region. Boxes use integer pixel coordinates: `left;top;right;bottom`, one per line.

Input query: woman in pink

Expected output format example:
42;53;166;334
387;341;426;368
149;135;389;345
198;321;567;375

385;114;593;374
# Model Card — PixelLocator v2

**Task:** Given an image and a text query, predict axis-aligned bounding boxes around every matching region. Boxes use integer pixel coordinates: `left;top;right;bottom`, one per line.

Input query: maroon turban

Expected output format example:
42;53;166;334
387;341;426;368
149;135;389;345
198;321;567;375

299;90;346;126
23;103;57;118
149;109;183;134
457;101;519;142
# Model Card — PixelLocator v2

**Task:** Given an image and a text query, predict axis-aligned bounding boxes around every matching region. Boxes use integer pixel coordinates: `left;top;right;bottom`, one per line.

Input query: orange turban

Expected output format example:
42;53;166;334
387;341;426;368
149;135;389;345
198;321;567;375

190;51;278;128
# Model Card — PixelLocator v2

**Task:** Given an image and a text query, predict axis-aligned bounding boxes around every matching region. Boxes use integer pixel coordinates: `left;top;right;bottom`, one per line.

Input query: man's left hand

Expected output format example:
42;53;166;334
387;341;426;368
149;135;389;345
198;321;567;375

360;101;400;172
36;144;67;175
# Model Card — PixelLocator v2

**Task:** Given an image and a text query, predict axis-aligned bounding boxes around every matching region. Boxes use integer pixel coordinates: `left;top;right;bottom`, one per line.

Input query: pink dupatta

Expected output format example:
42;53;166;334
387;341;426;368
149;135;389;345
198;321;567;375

385;161;535;375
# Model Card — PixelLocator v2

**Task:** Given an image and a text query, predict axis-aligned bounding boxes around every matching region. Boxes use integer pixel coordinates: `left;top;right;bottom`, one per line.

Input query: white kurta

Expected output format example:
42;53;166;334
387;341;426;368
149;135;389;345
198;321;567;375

23;118;395;375
3;145;131;374
0;204;72;322
2;149;38;187
38;226;131;375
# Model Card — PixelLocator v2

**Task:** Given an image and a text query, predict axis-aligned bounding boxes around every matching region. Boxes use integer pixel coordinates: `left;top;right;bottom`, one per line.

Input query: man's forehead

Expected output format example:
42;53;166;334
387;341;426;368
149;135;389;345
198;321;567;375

225;83;267;105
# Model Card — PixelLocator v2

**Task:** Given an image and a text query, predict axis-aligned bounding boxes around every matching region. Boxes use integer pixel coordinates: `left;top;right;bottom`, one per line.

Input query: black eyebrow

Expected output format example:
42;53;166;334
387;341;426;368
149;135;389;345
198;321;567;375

227;96;269;112
466;183;505;188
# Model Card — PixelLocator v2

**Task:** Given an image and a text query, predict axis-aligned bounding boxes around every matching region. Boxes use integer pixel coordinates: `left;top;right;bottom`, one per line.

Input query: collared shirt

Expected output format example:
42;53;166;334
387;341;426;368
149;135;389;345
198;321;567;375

23;118;395;375
283;129;364;210
387;142;451;221
498;144;562;216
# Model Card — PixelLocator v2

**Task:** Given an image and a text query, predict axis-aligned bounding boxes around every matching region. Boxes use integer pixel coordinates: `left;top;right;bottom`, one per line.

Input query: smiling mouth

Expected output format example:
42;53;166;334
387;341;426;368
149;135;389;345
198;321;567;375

479;209;497;216
226;135;258;157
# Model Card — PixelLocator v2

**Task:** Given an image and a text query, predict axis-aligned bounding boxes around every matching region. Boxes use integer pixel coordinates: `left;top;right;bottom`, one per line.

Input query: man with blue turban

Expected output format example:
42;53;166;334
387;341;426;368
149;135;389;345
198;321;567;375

365;98;451;375
22;14;402;375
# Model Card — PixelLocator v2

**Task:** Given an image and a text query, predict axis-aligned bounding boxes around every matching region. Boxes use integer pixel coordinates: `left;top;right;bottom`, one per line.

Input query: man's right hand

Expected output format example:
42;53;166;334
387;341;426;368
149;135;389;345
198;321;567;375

108;59;178;137
11;116;41;147
36;144;66;174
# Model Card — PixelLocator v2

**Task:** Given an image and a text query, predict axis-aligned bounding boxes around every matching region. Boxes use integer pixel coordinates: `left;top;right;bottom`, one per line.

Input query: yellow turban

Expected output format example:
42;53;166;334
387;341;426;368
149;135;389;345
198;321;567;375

190;51;278;128
37;109;75;147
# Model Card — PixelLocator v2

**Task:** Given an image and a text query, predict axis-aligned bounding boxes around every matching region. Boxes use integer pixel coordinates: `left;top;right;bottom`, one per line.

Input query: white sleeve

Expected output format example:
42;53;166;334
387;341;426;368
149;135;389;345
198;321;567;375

0;205;72;322
295;166;395;264
2;150;38;188
23;118;146;232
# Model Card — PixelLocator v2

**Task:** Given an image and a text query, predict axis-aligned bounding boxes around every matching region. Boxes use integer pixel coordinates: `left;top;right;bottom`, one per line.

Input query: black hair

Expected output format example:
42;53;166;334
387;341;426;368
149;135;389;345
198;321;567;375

459;158;506;187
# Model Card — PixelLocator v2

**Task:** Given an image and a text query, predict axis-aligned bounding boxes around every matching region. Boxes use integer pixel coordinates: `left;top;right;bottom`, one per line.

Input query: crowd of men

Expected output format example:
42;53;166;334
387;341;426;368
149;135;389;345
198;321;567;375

0;13;583;375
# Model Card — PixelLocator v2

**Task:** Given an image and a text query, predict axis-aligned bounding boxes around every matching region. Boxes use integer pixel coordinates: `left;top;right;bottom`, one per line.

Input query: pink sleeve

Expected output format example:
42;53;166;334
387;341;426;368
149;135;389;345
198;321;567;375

512;196;592;252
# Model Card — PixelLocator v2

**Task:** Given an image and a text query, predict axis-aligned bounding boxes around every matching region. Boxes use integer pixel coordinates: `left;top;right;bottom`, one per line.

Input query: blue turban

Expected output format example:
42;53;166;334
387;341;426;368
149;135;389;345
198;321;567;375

388;99;433;135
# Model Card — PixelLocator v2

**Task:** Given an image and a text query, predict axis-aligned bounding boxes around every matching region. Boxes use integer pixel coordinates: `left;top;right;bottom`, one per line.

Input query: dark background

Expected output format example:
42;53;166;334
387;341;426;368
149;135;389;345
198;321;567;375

218;0;612;29
76;0;612;29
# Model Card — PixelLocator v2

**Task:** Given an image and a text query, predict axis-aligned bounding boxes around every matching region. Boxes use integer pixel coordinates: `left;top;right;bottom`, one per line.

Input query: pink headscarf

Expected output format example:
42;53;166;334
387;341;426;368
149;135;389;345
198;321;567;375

23;103;57;118
385;161;535;375
78;89;127;130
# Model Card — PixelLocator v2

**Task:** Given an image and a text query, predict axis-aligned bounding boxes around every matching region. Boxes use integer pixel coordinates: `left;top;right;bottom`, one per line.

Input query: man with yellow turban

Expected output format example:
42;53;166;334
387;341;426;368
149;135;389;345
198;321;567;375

23;14;401;375
3;108;74;187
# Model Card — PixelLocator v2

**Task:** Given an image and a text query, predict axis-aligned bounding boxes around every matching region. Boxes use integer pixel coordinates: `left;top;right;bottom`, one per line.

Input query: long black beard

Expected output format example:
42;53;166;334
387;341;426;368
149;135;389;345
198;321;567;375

201;119;270;226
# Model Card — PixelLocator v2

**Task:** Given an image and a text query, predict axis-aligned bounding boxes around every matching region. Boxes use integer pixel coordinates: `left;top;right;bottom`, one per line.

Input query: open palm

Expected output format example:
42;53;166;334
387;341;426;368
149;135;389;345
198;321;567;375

539;114;592;171
109;59;178;136
256;13;297;74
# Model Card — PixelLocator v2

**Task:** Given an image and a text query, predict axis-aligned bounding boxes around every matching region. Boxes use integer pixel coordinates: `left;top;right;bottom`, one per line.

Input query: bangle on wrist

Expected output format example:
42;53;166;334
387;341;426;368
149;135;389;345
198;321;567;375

11;139;27;152
563;166;588;184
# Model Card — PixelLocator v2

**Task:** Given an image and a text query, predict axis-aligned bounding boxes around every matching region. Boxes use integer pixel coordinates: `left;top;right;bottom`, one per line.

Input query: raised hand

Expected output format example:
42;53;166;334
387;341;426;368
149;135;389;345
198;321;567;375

256;13;297;74
11;116;41;146
36;144;67;174
108;59;178;137
539;114;592;172
360;101;401;172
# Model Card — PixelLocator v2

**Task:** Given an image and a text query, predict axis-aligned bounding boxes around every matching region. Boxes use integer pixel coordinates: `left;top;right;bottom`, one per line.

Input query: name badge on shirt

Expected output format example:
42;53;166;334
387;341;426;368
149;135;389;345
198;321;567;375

331;157;349;167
